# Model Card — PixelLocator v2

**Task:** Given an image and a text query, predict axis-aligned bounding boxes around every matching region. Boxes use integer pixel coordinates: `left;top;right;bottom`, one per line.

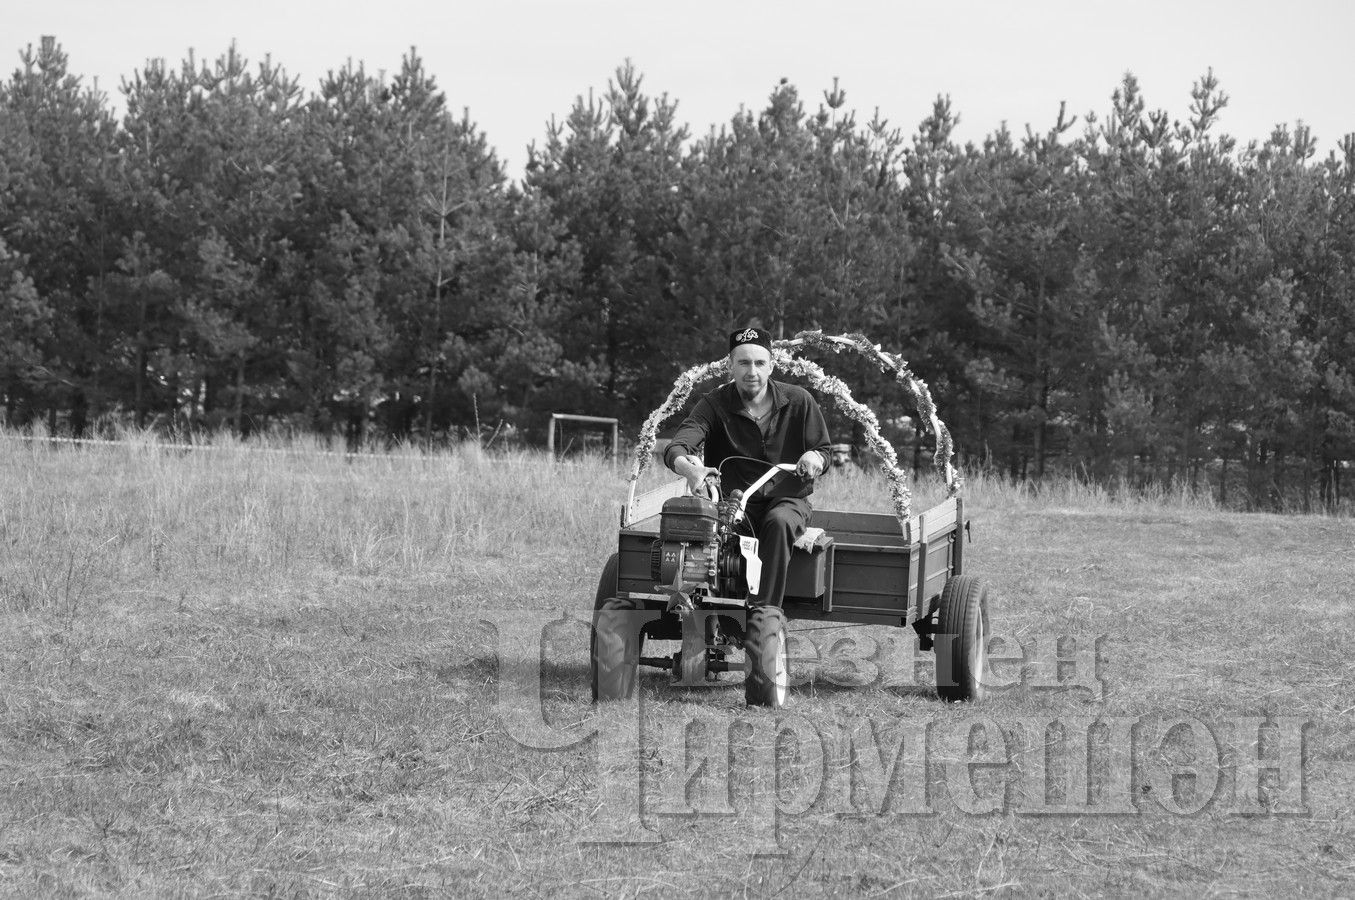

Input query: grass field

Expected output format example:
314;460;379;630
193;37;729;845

1;436;1352;897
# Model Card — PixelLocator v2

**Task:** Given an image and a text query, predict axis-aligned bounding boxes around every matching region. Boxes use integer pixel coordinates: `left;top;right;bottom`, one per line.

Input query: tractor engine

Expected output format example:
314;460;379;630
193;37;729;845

650;494;748;598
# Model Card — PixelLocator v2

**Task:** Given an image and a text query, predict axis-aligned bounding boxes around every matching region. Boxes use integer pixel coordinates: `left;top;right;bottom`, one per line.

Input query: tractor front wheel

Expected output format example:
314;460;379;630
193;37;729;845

744;606;789;707
591;596;647;702
594;553;620;609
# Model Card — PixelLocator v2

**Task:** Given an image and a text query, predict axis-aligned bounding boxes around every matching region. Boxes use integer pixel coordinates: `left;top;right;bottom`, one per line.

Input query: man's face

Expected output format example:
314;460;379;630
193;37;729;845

730;344;774;400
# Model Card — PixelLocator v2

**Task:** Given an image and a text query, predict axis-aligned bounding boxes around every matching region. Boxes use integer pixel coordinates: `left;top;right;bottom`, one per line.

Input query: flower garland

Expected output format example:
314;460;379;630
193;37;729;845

778;330;961;496
627;357;729;487
624;331;962;525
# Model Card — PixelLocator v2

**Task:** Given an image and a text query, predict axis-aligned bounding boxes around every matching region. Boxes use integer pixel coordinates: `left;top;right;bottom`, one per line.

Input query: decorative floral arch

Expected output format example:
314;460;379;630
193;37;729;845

626;330;961;525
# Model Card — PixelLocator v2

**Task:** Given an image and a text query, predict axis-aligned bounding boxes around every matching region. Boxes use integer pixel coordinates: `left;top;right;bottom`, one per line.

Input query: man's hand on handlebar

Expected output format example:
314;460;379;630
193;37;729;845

673;455;720;497
795;450;825;480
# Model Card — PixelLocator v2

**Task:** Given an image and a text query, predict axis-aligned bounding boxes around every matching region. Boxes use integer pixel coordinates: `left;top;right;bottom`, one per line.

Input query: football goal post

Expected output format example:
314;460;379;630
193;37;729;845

547;413;619;460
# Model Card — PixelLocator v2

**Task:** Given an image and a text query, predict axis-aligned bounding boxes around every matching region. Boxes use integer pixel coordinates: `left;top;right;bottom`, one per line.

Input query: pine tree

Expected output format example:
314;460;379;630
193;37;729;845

0;36;118;433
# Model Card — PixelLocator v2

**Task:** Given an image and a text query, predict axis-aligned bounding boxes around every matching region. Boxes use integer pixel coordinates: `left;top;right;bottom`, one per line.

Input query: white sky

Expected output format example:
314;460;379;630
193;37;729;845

7;0;1353;177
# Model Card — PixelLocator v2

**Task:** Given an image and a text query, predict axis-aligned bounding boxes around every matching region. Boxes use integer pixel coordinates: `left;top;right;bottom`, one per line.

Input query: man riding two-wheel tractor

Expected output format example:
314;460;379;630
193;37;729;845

589;330;992;708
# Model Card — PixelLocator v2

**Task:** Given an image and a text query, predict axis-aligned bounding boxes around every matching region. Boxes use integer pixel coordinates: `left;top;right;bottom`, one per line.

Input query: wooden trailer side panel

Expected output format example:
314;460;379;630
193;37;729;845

810;509;907;548
816;499;958;623
915;537;953;610
809;509;914;616
824;542;910;616
617;518;660;596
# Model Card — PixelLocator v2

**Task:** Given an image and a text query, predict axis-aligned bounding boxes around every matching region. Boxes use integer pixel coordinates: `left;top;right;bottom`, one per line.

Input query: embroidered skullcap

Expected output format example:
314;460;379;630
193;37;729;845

729;326;772;352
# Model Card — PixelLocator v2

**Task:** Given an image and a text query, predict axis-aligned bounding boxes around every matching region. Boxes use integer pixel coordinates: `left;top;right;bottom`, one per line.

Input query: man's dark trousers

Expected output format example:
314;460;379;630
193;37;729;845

744;496;812;607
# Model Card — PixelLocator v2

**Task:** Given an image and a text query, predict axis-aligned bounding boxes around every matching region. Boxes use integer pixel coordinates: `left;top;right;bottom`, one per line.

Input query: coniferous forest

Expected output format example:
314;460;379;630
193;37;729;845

2;37;1353;510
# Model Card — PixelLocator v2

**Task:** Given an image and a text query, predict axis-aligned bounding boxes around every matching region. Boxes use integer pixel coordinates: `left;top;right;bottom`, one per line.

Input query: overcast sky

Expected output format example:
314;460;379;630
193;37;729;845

7;0;1353;177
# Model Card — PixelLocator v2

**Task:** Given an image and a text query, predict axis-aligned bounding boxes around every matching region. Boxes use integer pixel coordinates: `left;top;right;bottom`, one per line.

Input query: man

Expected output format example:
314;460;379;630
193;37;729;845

663;326;832;608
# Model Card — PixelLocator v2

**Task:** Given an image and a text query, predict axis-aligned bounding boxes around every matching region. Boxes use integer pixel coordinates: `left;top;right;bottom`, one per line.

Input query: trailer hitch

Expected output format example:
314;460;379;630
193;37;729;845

912;596;940;652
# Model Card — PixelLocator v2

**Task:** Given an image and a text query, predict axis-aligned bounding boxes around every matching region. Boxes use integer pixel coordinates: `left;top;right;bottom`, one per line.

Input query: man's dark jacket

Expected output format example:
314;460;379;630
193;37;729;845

663;379;832;500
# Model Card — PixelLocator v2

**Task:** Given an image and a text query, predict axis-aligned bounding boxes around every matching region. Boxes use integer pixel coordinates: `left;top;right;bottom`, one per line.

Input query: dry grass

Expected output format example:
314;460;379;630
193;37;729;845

0;435;1352;897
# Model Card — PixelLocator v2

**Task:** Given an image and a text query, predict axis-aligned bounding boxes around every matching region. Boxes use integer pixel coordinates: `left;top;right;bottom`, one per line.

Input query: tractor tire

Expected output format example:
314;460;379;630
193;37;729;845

591;596;647;702
744;606;790;708
594;553;620;610
934;575;990;703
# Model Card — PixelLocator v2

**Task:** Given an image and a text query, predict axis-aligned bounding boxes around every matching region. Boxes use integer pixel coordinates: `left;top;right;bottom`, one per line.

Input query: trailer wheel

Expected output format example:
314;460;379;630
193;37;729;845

934;575;990;703
591;596;648;702
744;606;790;707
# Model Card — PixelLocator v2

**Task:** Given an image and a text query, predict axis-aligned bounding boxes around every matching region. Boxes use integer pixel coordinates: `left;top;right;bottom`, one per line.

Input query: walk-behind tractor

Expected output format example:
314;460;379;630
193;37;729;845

589;331;992;707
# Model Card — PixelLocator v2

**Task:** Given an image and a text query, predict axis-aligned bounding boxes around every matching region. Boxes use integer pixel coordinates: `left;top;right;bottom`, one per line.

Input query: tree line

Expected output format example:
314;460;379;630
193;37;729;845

2;37;1352;510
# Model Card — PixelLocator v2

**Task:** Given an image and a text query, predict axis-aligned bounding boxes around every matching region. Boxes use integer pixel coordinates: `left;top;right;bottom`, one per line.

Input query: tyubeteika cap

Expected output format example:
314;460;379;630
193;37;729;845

729;326;772;353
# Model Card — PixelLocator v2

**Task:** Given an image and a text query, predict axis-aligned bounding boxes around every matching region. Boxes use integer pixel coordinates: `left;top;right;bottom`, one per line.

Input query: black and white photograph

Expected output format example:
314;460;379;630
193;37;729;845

1;1;1352;896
